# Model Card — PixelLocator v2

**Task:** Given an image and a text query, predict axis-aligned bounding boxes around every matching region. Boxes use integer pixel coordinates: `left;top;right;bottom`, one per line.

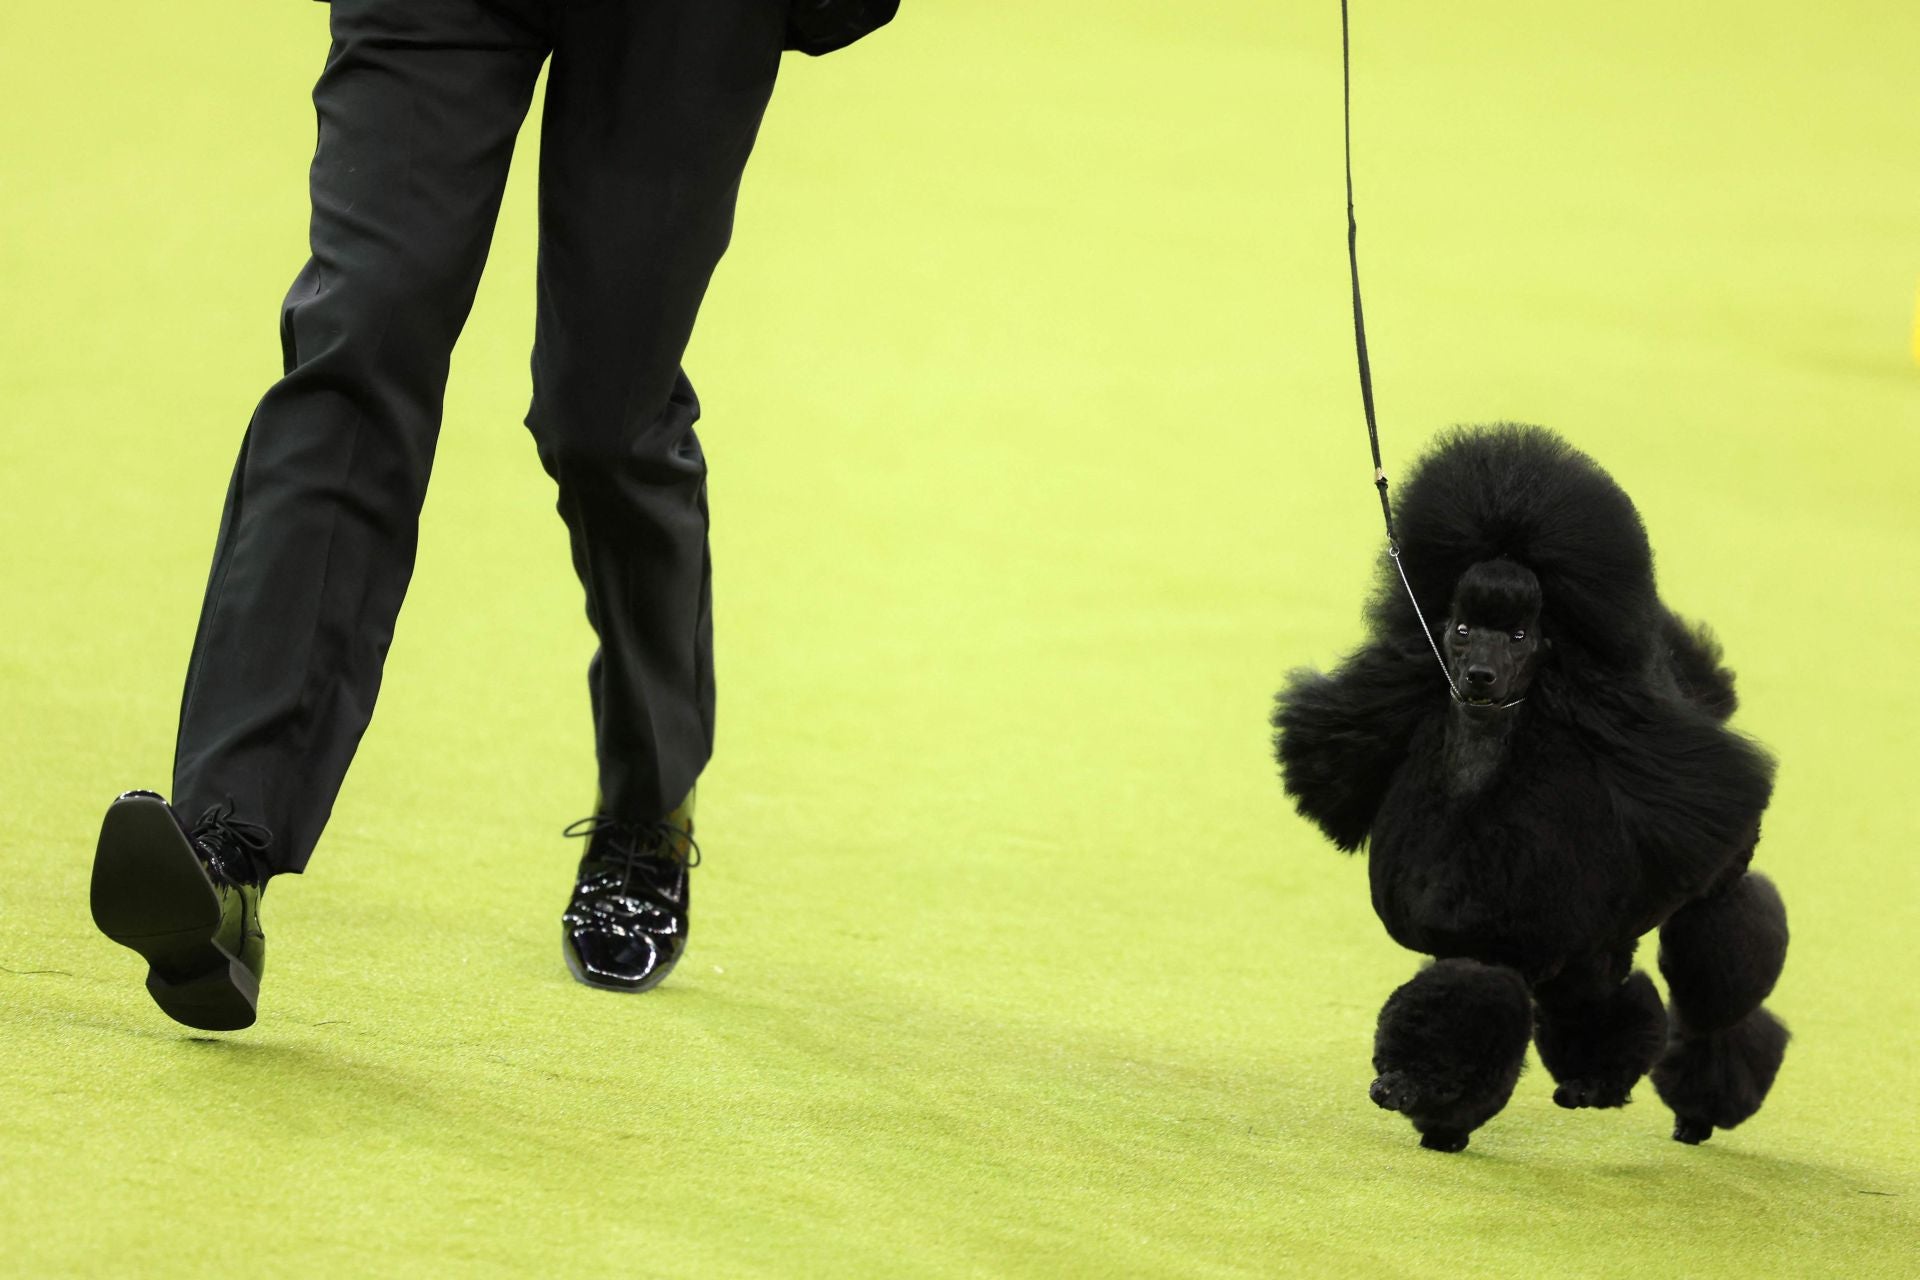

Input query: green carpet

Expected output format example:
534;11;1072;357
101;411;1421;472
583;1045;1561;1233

3;2;1916;1275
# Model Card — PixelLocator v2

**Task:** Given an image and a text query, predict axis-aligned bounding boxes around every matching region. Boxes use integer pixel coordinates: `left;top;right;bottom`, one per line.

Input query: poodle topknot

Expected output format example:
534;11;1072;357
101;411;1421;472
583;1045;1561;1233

1375;423;1659;671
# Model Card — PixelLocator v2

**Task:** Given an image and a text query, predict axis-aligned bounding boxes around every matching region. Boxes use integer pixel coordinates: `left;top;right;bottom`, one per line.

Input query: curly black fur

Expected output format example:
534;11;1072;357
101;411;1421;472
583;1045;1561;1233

1371;959;1534;1152
1272;424;1788;1151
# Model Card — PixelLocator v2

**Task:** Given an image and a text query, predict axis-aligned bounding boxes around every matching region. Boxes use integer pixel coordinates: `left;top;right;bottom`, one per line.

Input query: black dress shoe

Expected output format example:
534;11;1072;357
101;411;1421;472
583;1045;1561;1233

561;801;698;993
90;792;269;1031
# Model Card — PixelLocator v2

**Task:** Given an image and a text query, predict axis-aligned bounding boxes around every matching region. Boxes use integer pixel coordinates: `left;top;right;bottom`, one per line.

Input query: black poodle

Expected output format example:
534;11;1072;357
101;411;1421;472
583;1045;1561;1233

1272;424;1788;1153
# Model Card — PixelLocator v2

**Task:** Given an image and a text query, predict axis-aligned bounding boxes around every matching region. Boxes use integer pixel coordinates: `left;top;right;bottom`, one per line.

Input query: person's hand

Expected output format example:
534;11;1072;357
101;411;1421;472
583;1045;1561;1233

785;0;899;56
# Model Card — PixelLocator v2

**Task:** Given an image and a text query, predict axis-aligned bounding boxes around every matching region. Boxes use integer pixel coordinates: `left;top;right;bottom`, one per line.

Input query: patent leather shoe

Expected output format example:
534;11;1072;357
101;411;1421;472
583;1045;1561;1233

90;791;269;1031
561;801;698;993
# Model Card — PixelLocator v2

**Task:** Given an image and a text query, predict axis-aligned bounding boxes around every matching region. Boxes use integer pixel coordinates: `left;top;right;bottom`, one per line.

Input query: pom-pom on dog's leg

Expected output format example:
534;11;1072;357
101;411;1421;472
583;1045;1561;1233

1371;959;1533;1153
1653;1008;1790;1144
1532;951;1668;1109
1653;872;1790;1143
1658;872;1788;1033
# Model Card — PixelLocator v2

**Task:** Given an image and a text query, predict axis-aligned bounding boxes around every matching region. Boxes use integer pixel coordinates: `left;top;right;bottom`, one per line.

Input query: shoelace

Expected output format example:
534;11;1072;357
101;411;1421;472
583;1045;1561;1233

190;800;273;884
564;815;701;897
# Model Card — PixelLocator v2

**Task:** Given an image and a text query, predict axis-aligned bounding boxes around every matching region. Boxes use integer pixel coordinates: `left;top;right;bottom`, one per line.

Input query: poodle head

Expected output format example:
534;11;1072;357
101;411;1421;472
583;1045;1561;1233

1371;424;1661;672
1446;558;1545;709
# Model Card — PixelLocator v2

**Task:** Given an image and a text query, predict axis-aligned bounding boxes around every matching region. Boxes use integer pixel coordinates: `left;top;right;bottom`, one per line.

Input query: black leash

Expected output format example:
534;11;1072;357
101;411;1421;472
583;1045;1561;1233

1341;0;1395;548
1338;2;1493;706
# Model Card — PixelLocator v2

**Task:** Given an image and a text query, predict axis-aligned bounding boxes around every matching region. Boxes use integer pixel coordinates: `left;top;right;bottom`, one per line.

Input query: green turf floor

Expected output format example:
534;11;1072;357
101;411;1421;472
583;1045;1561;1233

3;2;1917;1275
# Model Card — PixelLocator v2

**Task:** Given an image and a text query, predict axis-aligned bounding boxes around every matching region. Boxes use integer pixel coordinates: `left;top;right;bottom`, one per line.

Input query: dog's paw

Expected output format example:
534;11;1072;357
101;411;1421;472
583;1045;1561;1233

1419;1128;1470;1153
1553;1077;1634;1109
1369;1071;1424;1113
1672;1117;1714;1145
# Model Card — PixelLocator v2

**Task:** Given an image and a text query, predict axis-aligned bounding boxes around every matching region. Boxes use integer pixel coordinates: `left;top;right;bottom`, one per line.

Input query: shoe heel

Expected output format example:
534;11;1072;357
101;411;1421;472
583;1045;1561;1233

93;792;259;1031
147;956;258;1032
91;794;218;943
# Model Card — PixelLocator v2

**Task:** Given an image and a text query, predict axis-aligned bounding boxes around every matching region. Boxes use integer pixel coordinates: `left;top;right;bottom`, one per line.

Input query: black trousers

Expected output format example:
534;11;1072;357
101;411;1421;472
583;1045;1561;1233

173;0;786;874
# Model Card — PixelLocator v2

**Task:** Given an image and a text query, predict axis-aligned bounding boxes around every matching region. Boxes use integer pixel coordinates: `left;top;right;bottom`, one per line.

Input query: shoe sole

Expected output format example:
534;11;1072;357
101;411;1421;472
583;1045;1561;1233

90;794;258;1031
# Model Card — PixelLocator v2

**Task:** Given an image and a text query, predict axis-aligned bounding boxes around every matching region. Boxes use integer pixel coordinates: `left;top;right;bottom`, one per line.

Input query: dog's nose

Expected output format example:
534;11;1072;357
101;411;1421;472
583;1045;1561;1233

1466;666;1496;687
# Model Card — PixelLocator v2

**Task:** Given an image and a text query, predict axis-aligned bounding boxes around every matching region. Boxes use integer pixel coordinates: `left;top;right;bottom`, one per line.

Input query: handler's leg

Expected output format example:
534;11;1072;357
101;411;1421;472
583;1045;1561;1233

170;0;548;874
529;0;785;823
1531;945;1668;1110
1371;958;1534;1152
530;0;786;991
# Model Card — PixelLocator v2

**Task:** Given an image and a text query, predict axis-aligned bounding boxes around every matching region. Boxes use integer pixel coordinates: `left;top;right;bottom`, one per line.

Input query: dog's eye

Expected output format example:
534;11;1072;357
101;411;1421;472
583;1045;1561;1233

1510;628;1527;642
1454;624;1469;638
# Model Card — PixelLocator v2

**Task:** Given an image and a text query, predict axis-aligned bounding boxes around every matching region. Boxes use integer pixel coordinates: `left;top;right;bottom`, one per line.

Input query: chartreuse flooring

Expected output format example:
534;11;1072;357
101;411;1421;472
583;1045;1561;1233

1;2;1915;1276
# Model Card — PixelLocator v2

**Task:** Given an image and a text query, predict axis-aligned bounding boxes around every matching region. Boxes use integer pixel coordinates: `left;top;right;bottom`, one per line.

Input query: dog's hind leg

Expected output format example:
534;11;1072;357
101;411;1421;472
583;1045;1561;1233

1532;945;1668;1110
1652;871;1790;1143
1371;958;1533;1152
